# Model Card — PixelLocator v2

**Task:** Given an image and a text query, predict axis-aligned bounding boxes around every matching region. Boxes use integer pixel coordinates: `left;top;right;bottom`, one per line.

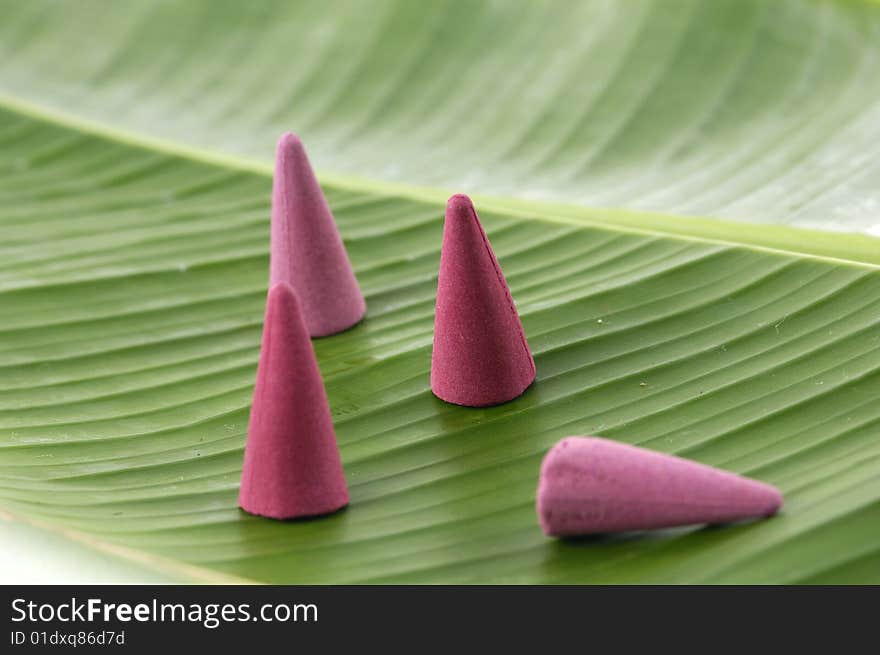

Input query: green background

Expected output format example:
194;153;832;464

0;0;878;583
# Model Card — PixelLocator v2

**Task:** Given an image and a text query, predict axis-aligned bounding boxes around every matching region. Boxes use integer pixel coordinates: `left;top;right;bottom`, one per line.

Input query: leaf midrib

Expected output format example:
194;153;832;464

2;91;878;271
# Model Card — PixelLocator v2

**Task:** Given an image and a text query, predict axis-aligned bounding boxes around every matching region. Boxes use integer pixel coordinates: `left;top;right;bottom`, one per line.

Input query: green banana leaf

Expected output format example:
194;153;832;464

1;0;879;583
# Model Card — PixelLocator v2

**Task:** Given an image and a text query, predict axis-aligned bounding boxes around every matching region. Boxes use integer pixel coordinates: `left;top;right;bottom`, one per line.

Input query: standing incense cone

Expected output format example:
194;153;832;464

431;194;536;407
239;282;349;520
271;132;366;337
537;437;783;537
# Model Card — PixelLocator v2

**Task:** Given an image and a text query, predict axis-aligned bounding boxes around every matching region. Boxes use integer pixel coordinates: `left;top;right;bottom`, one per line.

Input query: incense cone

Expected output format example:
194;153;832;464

239;282;349;520
537;437;783;536
270;132;366;337
431;194;536;407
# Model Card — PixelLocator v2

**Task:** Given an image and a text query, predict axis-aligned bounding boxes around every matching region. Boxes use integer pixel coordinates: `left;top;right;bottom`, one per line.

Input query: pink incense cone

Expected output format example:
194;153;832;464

431;194;536;407
270;132;366;337
537;437;783;536
239;282;349;520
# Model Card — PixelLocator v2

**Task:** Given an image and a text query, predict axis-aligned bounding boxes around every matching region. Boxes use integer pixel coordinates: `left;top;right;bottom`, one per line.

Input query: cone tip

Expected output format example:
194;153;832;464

446;193;475;214
276;131;304;153
445;194;479;229
267;280;296;300
266;281;304;317
760;483;784;516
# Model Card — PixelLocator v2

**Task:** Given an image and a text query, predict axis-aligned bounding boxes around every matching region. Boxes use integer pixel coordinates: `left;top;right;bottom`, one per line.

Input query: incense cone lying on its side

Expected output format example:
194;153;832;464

431;194;536;407
239;282;349;520
537;437;783;537
271;132;366;337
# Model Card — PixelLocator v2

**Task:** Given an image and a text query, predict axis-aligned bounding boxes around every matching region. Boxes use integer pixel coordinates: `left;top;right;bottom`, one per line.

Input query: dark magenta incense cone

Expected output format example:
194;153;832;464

270;132;366;337
430;194;536;407
239;282;349;520
537;437;783;537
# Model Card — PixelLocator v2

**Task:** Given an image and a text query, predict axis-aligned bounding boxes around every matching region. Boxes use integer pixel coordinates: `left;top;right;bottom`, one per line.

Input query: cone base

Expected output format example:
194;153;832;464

431;373;535;408
239;496;349;522
309;301;366;338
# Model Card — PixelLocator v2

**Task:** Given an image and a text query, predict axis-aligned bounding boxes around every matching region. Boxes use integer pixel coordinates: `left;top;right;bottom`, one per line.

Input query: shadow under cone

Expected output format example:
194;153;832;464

537;437;783;536
239;282;349;520
270;132;366;337
431;194;536;407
